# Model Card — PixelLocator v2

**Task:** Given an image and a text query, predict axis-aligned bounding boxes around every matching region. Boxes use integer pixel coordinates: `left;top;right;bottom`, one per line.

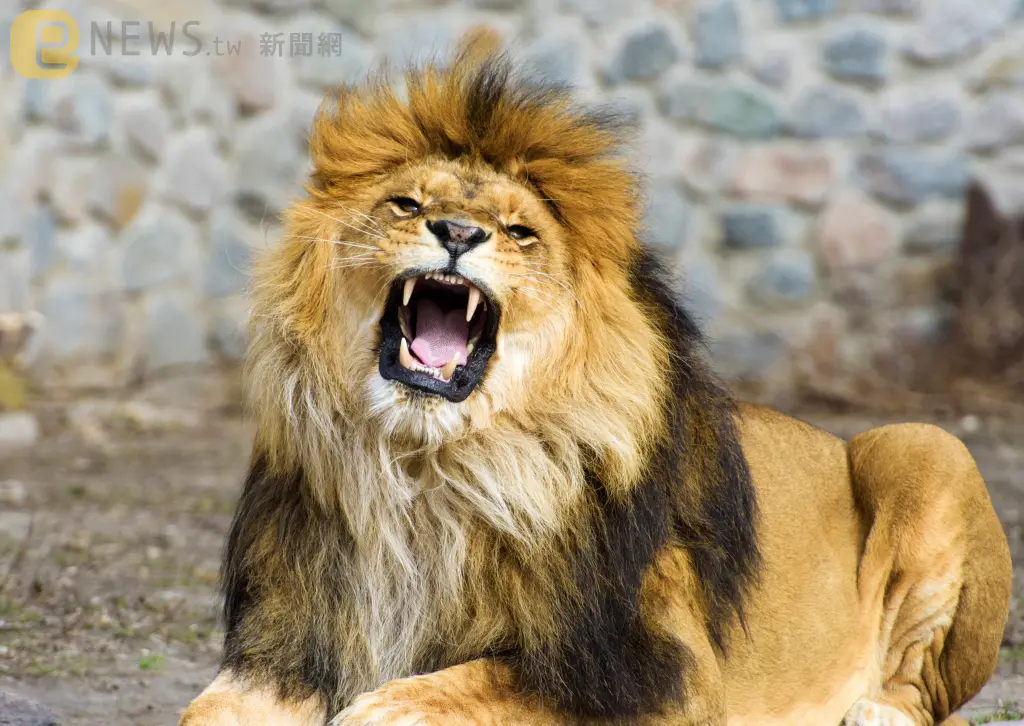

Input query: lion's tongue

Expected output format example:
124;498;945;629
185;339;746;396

411;298;468;368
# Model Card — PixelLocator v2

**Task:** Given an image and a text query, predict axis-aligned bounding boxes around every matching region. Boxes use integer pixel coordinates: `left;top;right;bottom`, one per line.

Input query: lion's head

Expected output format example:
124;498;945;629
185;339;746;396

249;30;668;457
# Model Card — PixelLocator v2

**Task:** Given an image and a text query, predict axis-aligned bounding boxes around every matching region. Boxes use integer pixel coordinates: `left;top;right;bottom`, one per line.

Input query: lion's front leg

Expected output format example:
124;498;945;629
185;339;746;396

332;659;569;726
179;670;326;726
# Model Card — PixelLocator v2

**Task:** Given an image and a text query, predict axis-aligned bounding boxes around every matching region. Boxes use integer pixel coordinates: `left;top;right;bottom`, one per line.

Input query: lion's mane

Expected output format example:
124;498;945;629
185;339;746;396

220;35;760;721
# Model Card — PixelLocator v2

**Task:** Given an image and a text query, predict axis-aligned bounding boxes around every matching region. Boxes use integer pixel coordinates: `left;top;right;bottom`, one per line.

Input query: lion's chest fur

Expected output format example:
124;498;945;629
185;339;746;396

327;432;587;695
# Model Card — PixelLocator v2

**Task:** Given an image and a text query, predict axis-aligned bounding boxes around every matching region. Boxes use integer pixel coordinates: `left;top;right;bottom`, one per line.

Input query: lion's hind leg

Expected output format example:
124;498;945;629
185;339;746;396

844;424;1012;726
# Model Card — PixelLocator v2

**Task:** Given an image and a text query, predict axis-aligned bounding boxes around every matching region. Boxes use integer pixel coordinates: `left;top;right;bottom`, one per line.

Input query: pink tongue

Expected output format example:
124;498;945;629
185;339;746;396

410;298;469;368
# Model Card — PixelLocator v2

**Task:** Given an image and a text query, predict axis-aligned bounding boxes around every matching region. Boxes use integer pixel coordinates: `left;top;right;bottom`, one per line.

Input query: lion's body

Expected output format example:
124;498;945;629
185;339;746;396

179;30;1012;726
724;406;1009;726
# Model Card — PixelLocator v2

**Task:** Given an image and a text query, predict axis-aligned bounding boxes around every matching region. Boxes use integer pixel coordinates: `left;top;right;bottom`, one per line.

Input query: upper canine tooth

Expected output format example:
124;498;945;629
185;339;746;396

400;338;414;369
466;286;481;322
403;278;416;306
440;353;459;381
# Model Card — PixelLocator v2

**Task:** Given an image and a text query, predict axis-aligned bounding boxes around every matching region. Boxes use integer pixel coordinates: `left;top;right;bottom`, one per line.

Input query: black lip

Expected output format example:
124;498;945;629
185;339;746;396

377;272;500;403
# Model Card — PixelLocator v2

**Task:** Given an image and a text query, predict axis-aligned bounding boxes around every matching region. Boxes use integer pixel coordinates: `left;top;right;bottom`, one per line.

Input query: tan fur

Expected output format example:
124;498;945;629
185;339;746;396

181;32;1012;726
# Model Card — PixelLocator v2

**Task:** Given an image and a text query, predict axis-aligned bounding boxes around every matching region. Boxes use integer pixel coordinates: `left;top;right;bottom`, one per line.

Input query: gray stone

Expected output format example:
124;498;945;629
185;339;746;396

162;128;230;215
49;157;94;224
694;1;742;69
211;25;277;113
788;86;867;139
3;129;64;212
22;80;52;123
856;0;921;13
525;30;586;86
88;153;148;229
119;94;171;162
244;0;314;12
682;256;722;322
891;307;954;345
560;0;637;27
709;330;786;382
119;206;197;292
905;0;1018;65
41;278;113;359
855;0;917;14
773;0;838;23
144;294;210;370
51;73;114;149
291;90;325;144
161;62;235;140
903;204;963;254
56;223;111;275
211;302;249;360
746;249;817;308
0;249;32;313
660;81;781;139
643;183;691;250
967;92;1024;152
234;116;308;222
823;25;888;84
323;0;377;35
101;54;153;88
470;0;525;8
721;205;788;249
607;23;681;83
289;18;374;88
876;92;960;143
206;211;253;298
25;207;56;282
0;417;41;454
749;51;791;88
0;181;25;244
379;16;459;63
856;148;971;207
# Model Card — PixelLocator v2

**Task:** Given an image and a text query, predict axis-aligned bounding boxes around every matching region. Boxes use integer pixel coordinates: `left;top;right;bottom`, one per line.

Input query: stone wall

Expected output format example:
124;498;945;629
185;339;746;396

2;0;1024;404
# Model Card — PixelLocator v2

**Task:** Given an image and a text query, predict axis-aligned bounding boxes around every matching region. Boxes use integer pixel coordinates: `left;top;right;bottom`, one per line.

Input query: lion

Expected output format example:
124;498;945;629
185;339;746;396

180;31;1012;726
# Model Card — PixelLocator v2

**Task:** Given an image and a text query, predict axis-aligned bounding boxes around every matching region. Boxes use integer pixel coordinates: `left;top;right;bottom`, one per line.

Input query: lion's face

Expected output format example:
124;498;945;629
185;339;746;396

254;44;651;447
305;157;576;437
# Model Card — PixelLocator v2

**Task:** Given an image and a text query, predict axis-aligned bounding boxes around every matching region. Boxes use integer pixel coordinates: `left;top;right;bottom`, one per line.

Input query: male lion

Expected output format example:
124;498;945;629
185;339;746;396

181;32;1012;726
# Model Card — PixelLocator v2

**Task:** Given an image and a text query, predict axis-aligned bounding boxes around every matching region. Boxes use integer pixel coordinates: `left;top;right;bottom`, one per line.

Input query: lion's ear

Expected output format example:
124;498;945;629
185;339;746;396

455;25;503;65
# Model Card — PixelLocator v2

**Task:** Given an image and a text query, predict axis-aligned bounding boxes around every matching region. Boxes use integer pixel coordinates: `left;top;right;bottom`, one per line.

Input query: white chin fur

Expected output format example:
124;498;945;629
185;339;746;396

366;374;468;444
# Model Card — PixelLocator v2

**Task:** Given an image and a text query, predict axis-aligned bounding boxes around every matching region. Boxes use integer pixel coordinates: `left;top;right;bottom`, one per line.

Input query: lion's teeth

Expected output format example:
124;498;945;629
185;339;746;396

403;277;416;306
440;353;459;381
466;341;475;357
466;286;481;322
399;338;414;369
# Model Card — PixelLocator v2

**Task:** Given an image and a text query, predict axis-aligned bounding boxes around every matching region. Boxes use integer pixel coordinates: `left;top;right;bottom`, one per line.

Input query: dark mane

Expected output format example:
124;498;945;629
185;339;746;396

632;249;761;649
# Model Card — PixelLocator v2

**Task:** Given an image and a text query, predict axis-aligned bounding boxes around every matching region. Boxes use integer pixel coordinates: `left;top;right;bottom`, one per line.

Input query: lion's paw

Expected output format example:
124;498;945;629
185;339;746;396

843;699;915;726
330;679;452;726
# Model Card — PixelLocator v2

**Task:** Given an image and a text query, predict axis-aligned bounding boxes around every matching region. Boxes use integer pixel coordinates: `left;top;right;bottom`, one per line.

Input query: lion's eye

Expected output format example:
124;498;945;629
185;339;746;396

507;225;537;242
389;197;421;216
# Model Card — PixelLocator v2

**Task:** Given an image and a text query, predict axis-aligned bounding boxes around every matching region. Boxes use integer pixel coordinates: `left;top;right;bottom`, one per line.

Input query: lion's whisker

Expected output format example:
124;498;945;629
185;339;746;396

298;204;387;240
286;234;381;252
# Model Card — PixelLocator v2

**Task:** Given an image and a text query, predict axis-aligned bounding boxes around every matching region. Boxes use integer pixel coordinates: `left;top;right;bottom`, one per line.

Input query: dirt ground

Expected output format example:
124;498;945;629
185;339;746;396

1;410;1023;725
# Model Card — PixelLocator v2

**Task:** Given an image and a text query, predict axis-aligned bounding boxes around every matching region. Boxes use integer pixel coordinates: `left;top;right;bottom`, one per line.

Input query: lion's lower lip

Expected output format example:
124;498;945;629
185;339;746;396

378;272;499;402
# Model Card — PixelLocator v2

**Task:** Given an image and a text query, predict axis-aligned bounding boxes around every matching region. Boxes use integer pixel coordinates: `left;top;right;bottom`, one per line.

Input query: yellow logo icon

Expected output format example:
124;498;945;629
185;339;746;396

10;10;79;79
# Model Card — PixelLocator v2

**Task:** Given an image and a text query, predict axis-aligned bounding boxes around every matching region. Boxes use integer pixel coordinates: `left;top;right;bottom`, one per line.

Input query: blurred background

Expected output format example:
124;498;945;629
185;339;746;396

0;0;1022;724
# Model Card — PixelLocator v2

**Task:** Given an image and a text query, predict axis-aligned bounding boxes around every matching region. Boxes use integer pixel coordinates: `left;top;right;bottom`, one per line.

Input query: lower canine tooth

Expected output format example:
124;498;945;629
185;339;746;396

400;338;414;369
440;354;459;380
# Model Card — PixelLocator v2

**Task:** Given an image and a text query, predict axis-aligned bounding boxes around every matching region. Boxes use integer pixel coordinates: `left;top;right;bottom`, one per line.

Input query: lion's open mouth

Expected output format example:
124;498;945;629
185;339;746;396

378;272;500;402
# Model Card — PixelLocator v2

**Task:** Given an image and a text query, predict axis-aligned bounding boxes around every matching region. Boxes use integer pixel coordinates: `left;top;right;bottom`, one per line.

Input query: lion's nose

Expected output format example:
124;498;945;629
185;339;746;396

427;219;490;258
